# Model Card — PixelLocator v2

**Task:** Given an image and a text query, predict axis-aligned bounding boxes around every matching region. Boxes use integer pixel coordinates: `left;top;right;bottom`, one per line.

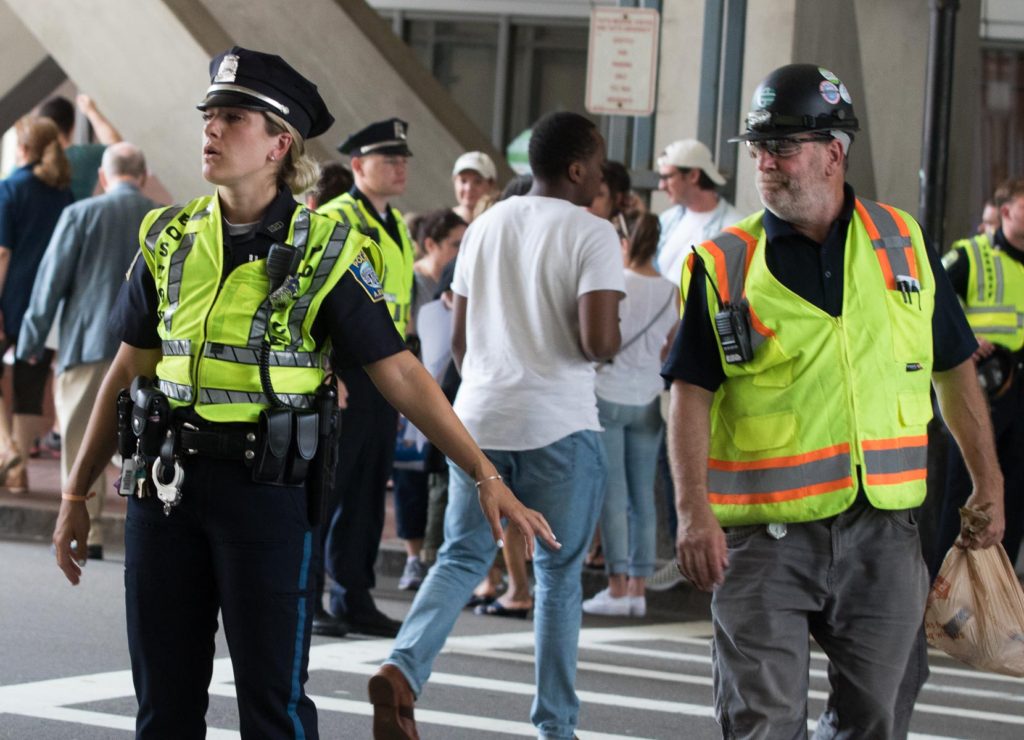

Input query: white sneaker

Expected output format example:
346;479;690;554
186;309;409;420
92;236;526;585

582;588;632;616
629;595;647;618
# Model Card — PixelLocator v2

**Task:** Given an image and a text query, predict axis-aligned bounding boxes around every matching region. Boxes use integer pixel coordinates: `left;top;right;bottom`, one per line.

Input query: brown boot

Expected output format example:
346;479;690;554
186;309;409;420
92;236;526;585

368;664;419;740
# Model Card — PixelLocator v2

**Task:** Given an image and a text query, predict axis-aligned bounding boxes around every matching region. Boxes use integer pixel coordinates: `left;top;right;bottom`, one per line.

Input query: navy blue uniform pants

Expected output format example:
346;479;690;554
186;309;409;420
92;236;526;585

125;456;318;739
932;379;1024;580
320;372;397;616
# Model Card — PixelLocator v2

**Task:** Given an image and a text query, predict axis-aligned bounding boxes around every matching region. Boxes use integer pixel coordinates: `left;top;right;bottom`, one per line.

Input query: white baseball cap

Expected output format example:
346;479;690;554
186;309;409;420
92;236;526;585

452;151;497;181
656;139;726;186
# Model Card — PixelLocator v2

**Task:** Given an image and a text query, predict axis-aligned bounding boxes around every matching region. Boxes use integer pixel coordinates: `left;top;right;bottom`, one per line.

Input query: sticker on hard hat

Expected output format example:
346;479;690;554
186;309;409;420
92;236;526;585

839;83;852;104
819;80;841;105
755;86;776;108
818;67;841;84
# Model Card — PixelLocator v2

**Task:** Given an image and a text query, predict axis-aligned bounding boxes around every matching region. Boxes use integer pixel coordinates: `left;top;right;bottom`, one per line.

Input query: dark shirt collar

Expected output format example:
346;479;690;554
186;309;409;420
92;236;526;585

350;185;391;224
993;227;1024;265
254;187;299;241
762;183;856;246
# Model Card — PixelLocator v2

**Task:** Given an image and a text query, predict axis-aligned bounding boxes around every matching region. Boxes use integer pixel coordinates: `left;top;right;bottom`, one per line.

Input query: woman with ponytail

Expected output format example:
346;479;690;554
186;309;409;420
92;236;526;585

0;115;73;491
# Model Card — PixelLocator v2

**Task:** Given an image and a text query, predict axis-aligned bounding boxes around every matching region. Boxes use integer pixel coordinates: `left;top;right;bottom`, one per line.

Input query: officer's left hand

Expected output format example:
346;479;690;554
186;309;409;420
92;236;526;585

53;498;92;585
477;479;559;558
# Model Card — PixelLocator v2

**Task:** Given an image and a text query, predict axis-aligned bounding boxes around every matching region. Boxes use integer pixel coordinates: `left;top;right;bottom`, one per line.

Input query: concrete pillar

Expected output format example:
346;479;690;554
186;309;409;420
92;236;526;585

0;1;64;135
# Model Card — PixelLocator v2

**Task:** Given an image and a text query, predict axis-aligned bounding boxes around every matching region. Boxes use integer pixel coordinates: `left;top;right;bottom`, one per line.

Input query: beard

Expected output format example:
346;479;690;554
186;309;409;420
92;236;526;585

756;149;833;225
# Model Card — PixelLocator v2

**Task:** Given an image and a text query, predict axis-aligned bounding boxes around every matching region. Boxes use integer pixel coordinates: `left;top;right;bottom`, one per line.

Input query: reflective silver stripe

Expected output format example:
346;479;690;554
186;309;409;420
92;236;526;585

858;198;914;278
164;233;197;332
247;209;313;347
205;83;289;116
200;388;313;409
707;452;851;496
967;236;987;301
701;229;766;353
203;343;319;367
161;339;192;356
157;379;194;403
863;445;927;476
143;207;181;256
993;248;1005;303
286;220;351;349
964;304;1019;334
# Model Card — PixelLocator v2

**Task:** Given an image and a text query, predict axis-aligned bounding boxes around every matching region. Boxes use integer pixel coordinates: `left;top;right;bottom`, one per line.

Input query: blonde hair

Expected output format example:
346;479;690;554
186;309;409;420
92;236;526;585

16;116;70;190
263;112;320;195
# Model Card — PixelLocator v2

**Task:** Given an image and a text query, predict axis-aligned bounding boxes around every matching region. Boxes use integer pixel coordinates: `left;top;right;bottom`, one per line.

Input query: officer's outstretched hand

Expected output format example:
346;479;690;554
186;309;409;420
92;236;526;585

477;478;559;559
53;499;92;585
676;499;728;592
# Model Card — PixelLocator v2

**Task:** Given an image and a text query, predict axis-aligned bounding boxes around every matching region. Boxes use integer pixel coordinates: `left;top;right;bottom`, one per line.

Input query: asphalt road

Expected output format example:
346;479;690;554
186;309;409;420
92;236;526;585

1;538;1022;739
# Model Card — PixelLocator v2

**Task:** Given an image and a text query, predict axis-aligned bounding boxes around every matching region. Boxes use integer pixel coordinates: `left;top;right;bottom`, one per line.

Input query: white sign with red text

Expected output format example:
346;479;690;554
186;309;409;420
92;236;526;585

586;7;661;117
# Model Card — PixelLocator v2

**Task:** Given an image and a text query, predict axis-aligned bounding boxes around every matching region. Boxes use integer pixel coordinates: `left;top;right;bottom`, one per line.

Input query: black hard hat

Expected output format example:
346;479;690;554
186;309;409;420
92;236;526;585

730;64;859;142
338;118;413;157
197;47;334;140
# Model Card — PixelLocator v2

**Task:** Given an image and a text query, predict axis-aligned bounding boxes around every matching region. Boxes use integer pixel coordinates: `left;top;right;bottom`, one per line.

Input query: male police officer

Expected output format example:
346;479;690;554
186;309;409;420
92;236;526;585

313;119;417;638
932;178;1024;578
663;64;1004;738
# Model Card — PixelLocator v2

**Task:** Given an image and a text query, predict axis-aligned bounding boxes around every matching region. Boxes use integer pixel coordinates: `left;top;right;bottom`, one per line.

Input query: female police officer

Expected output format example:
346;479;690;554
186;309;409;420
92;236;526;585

51;47;556;739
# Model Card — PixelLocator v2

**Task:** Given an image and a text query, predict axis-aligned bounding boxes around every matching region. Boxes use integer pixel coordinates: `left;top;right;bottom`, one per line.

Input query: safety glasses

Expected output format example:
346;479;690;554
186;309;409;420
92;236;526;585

745;134;833;159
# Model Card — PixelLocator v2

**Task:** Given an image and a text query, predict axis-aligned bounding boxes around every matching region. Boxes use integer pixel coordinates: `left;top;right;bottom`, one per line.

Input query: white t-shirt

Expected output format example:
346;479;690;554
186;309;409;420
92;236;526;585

656;198;744;285
596;270;678;406
452;195;625;450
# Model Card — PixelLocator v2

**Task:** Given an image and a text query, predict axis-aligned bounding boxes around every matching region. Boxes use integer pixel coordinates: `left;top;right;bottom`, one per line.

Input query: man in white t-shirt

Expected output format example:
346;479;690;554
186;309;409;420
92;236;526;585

654;139;743;284
369;112;625;740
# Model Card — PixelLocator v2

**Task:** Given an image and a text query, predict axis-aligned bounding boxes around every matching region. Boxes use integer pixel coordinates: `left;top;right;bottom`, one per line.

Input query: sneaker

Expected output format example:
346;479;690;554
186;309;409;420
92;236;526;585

646;561;685;592
629;595;647;618
398;556;428;591
582;588;632;616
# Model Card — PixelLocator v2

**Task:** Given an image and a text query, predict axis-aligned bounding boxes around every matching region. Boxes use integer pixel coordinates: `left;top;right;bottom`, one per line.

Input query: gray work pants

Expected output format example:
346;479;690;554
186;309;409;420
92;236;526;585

710;499;930;739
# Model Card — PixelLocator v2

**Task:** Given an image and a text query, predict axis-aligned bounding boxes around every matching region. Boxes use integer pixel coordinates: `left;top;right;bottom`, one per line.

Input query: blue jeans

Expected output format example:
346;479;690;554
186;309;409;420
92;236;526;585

597;397;662;577
385;430;607;740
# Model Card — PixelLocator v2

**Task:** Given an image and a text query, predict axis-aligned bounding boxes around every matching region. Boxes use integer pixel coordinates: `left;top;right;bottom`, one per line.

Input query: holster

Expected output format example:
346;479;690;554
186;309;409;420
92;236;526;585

116;389;134;458
306;383;340;525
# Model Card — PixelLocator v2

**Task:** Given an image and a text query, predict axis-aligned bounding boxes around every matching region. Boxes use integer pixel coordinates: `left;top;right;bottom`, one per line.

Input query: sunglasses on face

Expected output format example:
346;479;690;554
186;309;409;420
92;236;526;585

745;134;833;159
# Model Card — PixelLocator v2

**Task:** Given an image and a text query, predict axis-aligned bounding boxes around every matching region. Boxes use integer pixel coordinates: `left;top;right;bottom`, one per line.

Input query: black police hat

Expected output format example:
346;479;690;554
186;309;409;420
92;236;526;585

338;118;413;157
197;47;334;140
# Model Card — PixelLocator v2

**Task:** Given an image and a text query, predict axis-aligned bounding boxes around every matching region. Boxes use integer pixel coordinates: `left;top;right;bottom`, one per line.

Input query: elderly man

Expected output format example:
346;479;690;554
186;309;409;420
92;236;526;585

663;64;1004;738
18;142;156;558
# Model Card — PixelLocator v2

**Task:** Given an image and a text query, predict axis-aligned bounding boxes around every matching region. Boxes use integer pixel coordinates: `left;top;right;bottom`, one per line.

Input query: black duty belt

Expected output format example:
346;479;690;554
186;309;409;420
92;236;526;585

177;423;259;463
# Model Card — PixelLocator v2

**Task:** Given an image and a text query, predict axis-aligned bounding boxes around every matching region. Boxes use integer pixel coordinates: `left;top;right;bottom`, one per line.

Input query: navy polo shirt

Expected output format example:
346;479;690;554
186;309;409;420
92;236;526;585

110;187;405;371
0;164;74;337
663;184;977;391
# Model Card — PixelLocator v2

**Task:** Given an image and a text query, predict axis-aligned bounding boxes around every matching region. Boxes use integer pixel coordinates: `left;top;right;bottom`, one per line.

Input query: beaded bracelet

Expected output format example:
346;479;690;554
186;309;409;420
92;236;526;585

61;492;97;502
474;474;503;489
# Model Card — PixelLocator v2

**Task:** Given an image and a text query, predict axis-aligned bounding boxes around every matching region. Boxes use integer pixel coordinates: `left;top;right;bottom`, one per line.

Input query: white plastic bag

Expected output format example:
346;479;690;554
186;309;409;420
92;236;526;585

925;540;1024;677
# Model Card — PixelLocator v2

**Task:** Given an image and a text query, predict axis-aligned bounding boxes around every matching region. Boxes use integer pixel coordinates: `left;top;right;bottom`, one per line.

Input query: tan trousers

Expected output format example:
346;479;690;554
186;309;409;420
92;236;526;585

57;361;112;546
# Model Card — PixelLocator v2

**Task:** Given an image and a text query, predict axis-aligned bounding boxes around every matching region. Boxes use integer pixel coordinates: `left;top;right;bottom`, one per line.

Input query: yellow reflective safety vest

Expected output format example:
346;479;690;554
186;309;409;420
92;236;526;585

317;191;414;338
948;233;1024;351
682;198;935;526
138;194;377;423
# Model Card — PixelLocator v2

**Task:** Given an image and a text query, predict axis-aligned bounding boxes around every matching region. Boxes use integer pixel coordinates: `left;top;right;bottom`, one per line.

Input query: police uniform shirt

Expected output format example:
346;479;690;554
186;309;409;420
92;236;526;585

944;227;1024;302
110;187;405;371
662;184;977;391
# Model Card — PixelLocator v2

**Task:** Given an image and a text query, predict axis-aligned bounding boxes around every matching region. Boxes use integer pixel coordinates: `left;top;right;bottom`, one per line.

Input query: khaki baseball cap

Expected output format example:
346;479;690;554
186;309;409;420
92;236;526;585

656;139;726;186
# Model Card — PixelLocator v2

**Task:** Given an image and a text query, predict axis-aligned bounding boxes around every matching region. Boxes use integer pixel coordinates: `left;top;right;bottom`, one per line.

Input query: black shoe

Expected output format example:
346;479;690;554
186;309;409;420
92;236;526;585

311;605;350;638
87;544;104;560
347;607;402;638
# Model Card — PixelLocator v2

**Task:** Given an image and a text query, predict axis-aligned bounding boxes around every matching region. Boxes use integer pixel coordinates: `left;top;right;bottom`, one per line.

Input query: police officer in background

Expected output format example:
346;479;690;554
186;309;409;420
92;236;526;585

313;119;417;638
663;64;1004;738
51;48;556;739
932;178;1024;579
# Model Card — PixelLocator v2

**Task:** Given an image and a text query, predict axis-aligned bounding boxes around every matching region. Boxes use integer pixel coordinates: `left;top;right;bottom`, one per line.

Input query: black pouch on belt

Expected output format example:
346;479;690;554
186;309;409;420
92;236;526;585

253;408;292;483
285;411;319;486
116;388;134;458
